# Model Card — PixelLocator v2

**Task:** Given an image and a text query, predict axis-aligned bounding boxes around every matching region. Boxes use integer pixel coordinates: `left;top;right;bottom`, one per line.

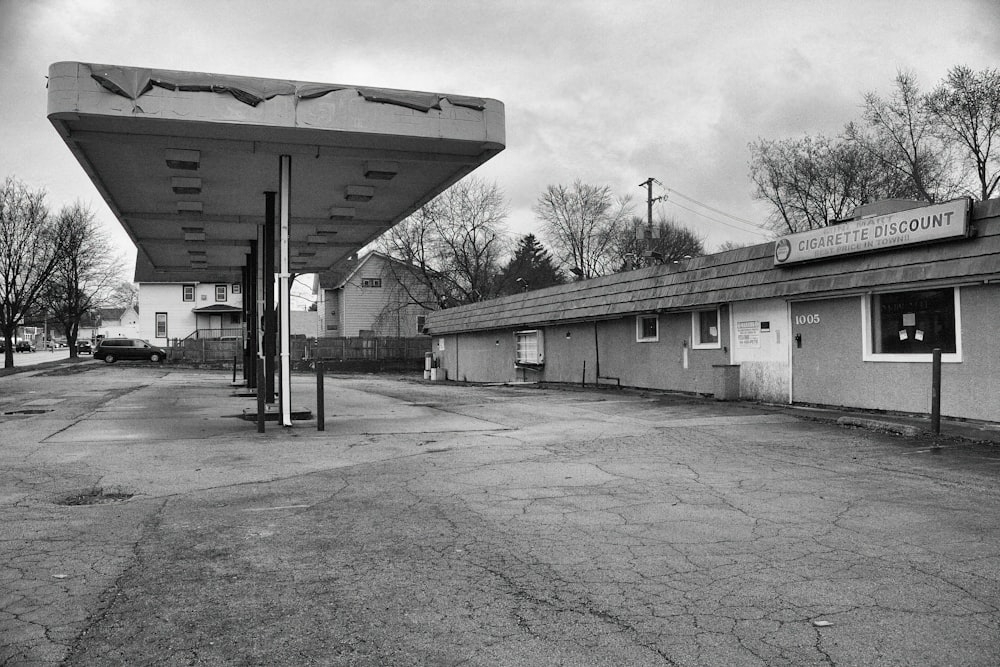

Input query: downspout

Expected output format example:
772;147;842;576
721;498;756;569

593;321;600;383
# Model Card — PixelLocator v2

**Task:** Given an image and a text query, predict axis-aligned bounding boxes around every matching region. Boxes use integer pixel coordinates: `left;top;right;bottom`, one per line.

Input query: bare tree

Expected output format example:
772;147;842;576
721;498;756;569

533;181;633;278
847;71;963;204
611;216;705;270
377;176;510;307
107;280;139;310
0;177;60;368
40;202;124;357
926;65;1000;201
749;134;910;233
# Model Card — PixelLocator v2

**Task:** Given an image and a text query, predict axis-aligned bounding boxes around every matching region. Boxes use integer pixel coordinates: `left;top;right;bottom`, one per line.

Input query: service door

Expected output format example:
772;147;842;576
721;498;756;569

209;314;222;334
789;297;861;406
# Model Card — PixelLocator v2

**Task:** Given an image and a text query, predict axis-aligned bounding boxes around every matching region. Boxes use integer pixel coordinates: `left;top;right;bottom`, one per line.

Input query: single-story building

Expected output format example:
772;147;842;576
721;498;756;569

424;197;1000;423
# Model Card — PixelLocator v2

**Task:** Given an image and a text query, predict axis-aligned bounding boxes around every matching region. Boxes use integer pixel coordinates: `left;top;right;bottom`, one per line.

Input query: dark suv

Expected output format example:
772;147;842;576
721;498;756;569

94;338;167;363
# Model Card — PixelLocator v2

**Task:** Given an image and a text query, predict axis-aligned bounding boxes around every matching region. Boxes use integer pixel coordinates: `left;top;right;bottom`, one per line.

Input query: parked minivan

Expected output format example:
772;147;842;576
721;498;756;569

94;338;167;363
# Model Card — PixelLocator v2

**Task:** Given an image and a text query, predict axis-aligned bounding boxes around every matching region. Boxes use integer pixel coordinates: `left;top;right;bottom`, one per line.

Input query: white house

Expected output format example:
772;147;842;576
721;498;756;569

137;280;244;344
314;253;434;338
81;306;141;341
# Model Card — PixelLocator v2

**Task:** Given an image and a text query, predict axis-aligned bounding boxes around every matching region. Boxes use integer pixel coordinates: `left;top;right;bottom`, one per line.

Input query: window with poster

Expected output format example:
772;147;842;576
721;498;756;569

864;287;961;362
692;309;721;349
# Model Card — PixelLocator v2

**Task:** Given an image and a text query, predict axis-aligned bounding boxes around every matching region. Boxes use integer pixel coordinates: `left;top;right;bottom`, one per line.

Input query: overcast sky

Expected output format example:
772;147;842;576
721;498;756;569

3;0;999;280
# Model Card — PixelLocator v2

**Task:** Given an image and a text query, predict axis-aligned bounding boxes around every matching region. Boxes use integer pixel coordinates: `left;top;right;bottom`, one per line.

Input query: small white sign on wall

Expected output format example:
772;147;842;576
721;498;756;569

736;320;760;348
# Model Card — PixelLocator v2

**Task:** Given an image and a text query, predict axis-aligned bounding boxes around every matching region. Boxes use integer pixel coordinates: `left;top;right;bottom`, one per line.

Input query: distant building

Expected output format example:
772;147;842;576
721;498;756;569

137;280;244;344
78;306;141;341
314;252;434;338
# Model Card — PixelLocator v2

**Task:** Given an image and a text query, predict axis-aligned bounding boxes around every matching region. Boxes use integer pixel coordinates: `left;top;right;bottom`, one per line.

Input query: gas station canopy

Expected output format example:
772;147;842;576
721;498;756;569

47;62;505;283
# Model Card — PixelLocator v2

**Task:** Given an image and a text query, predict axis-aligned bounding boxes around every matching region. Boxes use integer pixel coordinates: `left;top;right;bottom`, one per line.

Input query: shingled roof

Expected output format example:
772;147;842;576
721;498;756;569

426;199;1000;335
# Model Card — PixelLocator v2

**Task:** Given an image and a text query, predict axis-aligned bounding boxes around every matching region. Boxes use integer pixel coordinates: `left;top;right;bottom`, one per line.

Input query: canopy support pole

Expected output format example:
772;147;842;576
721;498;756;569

278;155;293;427
263;192;276;404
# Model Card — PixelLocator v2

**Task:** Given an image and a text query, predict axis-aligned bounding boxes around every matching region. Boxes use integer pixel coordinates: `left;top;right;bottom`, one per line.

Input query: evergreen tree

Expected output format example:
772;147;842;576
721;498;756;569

498;234;565;294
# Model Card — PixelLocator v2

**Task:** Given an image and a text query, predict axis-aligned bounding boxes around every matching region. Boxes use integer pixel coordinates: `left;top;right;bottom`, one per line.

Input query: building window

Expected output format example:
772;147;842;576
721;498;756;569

232;283;241;295
864;287;962;362
515;330;544;365
636;314;659;342
361;278;382;288
215;284;227;302
155;312;167;338
692;309;721;348
182;284;195;302
416;315;427;335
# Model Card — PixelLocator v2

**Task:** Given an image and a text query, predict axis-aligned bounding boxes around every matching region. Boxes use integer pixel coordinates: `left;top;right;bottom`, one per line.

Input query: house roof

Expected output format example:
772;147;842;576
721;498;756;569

192;304;243;314
315;251;417;290
425;199;1000;335
98;307;126;321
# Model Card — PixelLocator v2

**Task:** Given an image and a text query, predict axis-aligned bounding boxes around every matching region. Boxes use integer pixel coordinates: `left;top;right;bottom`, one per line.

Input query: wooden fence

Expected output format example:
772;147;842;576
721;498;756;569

168;336;431;365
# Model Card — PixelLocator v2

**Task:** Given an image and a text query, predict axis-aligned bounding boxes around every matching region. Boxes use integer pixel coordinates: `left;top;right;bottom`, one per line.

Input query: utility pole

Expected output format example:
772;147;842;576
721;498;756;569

638;177;664;266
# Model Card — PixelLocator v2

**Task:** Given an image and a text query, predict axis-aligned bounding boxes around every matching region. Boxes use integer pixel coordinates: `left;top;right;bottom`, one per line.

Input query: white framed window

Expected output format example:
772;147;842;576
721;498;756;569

692;309;721;348
155;312;167;338
438;337;445;351
232;283;241;295
515;330;544;365
215;284;227;302
361;278;382;288
636;314;659;342
416;315;427;335
182;284;195;302
862;287;962;363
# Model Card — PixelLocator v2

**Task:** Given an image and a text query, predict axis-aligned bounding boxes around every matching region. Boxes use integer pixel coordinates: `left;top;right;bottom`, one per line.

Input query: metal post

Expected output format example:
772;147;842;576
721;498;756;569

263;192;276;403
278;155;293;427
232;355;238;383
256;358;266;433
931;348;942;435
316;360;325;431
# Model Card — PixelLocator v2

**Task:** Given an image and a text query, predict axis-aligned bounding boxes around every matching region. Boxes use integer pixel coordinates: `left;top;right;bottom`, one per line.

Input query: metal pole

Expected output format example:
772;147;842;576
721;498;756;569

256;358;266;433
278;155;293;427
263;192;276;403
316;360;325;431
931;348;942;435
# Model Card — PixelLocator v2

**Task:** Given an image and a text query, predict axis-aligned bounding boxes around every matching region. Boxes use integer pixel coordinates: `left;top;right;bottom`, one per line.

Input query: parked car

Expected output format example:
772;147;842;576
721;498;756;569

76;340;92;355
94;338;167;363
15;340;34;352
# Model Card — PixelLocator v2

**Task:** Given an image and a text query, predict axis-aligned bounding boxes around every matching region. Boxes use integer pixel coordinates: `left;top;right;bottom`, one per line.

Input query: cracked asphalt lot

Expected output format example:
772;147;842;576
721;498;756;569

2;365;999;665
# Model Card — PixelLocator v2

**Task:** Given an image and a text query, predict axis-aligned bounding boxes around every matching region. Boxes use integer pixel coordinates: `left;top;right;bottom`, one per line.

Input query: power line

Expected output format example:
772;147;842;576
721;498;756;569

664;198;772;238
665;188;765;229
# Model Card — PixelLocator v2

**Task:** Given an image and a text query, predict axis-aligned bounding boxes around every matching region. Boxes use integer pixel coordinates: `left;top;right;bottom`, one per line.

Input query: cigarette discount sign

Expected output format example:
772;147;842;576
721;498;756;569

773;198;970;266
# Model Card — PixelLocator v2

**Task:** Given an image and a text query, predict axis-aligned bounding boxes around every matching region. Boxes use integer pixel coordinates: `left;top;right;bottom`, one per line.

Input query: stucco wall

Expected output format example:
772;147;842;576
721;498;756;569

437;309;732;396
789;286;1000;421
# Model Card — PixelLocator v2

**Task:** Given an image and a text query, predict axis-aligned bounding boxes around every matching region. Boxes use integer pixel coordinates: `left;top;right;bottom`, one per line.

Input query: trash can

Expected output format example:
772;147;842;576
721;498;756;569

712;364;740;401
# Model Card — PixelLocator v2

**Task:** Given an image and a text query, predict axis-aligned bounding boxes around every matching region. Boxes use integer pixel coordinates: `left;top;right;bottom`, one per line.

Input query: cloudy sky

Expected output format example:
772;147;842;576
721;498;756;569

2;0;999;277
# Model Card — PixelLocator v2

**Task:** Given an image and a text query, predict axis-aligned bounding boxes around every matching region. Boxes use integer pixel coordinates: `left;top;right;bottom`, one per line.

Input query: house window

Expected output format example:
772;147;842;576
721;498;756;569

182;285;195;302
155;312;167;338
215;284;227;302
232;283;241;295
515;330;544;365
692;309;721;348
416;315;427;335
864;287;961;362
361;278;382;288
636;314;659;342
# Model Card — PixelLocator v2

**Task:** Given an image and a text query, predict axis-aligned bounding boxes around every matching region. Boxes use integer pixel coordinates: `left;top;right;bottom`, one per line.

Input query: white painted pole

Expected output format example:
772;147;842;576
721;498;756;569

278;155;293;426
